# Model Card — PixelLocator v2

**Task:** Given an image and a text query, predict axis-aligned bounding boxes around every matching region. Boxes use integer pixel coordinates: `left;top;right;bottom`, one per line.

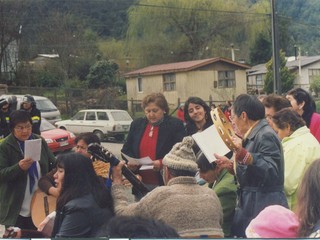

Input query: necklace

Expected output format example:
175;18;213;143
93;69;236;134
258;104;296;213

149;126;154;137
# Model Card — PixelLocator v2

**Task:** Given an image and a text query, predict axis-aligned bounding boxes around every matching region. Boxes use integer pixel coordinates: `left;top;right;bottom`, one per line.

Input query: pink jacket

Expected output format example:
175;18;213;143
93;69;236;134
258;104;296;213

310;112;320;143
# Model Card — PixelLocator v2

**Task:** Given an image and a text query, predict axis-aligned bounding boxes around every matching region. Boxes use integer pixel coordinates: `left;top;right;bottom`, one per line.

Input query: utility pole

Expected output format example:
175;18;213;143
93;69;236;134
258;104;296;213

271;0;281;94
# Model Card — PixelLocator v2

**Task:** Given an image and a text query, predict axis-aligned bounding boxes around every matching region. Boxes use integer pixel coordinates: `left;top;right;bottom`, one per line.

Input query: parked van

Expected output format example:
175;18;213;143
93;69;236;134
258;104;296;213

0;94;62;124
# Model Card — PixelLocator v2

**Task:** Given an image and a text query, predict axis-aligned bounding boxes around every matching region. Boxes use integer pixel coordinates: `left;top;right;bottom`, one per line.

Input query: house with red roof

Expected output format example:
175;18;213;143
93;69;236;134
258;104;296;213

124;57;250;111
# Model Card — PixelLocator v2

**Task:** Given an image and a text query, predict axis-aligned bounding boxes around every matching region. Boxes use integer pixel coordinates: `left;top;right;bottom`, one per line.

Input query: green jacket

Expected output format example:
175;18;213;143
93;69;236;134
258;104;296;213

0;133;56;226
209;169;237;237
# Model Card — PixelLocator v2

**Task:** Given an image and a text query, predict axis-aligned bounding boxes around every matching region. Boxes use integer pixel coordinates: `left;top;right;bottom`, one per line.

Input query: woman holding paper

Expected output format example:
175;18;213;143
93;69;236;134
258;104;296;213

121;93;185;199
183;97;214;155
0;110;55;229
214;94;288;238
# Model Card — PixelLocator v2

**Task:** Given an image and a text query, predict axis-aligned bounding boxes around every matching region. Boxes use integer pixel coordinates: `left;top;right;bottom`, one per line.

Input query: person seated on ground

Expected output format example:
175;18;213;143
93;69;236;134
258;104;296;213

112;136;224;238
296;159;320;238
246;205;299;238
272;108;320;210
16;152;114;238
38;132;111;197
261;94;291;129
196;151;237;238
105;215;179;238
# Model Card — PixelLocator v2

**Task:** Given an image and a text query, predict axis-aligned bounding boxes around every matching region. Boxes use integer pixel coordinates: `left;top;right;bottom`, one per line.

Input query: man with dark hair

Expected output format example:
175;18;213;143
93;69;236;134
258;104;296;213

106;216;179;238
0;98;11;139
196;152;237;238
20;95;41;135
112;137;224;238
215;94;288;238
262;94;291;128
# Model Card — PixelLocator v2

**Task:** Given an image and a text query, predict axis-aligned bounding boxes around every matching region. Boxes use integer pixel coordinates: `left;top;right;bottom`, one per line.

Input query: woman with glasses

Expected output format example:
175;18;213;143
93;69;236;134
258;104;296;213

272;108;320;210
121;92;185;199
0;110;56;230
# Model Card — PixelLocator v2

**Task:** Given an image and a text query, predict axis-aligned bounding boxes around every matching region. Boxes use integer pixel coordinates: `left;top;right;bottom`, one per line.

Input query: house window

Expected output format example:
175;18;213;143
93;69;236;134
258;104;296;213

256;74;263;87
137;77;143;92
218;71;235;88
163;73;176;91
309;69;320;83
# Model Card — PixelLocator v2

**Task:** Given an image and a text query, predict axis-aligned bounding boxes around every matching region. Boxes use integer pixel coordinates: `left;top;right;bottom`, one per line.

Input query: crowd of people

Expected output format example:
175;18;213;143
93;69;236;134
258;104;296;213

0;89;320;238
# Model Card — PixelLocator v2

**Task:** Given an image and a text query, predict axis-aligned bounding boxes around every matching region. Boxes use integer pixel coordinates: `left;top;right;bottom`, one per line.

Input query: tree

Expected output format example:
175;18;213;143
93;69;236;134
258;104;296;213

0;0;30;82
310;76;320;97
86;58;119;88
249;32;272;65
126;0;250;66
264;50;295;94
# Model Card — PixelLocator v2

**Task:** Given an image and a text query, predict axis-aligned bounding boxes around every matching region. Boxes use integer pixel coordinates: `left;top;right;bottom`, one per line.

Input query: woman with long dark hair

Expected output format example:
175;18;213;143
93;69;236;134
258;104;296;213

51;152;114;237
184;97;213;136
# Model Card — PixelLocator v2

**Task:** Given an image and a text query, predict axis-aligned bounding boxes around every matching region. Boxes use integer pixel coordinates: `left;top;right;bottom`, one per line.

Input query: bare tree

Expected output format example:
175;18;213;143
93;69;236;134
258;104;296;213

0;0;29;82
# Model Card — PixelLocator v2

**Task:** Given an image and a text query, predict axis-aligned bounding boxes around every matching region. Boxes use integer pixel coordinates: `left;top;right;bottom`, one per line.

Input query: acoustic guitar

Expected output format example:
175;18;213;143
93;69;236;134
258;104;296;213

31;189;56;228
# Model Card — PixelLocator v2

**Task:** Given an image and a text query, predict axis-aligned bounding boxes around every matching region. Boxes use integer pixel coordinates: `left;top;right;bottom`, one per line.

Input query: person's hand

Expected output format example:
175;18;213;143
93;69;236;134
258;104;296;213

48;186;60;198
18;157;34;171
127;162;140;172
232;136;243;154
122;174;142;187
112;160;126;184
3;227;21;238
153;160;162;171
214;153;234;175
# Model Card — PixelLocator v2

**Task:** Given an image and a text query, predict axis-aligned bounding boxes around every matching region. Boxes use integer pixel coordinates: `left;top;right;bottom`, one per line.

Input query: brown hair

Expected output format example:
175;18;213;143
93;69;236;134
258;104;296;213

272;108;305;132
141;93;169;114
296;159;320;237
262;94;291;112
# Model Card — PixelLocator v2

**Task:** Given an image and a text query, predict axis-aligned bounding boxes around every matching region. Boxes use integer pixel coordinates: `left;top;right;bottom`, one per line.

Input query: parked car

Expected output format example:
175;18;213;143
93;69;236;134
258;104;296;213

55;109;133;141
41;118;76;154
0;94;62;124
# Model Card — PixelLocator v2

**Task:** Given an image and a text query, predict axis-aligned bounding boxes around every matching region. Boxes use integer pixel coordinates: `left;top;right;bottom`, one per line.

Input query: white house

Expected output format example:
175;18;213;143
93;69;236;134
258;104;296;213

247;56;320;93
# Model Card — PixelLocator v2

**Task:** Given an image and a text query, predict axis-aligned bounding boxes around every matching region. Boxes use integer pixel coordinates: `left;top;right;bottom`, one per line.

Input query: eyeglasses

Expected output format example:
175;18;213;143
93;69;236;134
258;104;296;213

14;125;32;132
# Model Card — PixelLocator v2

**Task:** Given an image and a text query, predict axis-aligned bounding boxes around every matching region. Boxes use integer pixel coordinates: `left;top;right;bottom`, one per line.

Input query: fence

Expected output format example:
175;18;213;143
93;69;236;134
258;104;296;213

7;86;129;117
6;86;235;119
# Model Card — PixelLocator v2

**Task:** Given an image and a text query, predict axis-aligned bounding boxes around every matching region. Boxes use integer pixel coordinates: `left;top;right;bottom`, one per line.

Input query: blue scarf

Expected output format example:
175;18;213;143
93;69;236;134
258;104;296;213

18;136;39;194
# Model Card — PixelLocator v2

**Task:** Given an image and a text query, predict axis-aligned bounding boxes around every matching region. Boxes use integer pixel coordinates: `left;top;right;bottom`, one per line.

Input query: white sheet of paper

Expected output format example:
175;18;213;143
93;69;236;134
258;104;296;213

192;125;230;163
24;139;42;161
121;152;153;170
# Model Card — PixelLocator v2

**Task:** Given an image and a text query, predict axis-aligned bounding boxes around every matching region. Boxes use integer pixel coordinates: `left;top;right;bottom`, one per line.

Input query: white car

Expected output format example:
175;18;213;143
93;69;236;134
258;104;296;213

1;94;62;124
55;109;133;141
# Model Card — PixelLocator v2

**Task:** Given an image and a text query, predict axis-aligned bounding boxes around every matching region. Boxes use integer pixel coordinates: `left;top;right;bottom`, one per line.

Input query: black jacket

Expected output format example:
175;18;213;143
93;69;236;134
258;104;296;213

122;115;186;160
53;194;113;238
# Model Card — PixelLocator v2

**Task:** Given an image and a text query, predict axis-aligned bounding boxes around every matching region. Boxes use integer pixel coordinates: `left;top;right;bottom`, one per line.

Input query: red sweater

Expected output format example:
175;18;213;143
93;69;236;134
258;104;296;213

139;124;161;185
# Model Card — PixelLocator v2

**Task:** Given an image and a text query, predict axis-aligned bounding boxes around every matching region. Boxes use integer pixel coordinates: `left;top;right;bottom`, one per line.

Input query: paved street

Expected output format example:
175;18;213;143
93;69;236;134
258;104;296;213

101;141;124;160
